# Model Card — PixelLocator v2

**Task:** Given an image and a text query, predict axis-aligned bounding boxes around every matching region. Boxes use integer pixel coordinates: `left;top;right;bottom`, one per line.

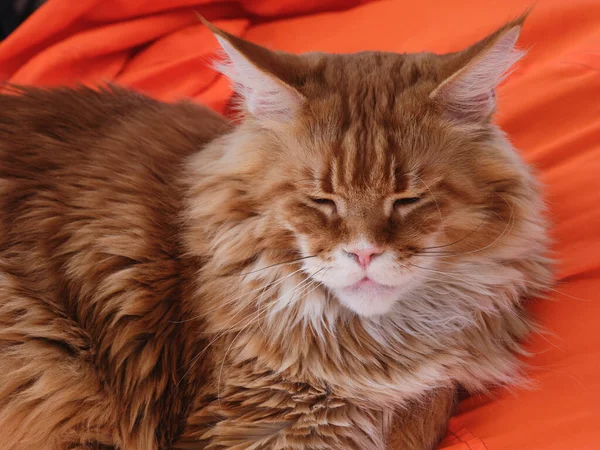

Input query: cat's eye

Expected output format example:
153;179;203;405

310;197;335;206
309;197;337;212
394;197;421;208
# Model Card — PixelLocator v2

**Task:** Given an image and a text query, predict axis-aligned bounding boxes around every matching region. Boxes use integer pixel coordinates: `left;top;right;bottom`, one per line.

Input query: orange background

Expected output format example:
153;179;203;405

1;1;599;448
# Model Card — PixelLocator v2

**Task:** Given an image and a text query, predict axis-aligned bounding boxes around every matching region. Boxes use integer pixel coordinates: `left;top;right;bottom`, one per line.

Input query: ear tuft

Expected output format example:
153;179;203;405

213;36;303;122
431;21;526;121
201;17;304;123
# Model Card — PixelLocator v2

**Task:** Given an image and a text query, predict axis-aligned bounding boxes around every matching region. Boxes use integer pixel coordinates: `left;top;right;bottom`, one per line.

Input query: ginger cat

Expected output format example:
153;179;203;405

0;14;551;450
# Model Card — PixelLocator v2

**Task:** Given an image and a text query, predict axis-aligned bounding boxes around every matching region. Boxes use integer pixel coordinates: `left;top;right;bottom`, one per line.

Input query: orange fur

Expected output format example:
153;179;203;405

0;14;551;450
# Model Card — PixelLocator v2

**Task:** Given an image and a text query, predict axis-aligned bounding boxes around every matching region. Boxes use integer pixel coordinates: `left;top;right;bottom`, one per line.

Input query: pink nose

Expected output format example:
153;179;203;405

345;246;383;268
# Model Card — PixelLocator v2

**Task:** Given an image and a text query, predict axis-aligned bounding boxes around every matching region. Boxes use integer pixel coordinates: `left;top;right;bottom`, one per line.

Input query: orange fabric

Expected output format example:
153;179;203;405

1;0;599;448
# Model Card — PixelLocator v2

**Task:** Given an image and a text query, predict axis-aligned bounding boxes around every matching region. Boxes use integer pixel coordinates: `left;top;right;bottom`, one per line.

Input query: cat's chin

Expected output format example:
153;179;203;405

333;283;404;317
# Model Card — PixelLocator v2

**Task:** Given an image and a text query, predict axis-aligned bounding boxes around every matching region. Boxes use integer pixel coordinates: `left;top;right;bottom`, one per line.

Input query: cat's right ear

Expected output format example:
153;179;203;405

200;17;304;124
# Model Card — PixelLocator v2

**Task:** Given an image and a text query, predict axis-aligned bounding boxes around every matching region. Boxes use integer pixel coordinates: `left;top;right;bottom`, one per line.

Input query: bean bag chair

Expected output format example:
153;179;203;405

1;0;598;448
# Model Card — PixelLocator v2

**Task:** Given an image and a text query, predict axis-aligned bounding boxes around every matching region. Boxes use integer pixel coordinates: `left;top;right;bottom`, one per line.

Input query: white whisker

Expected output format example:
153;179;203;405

175;268;307;386
420;191;515;258
172;267;306;324
216;268;326;403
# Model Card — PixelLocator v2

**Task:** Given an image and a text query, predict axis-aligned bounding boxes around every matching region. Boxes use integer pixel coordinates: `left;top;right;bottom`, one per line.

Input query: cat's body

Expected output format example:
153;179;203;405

0;15;551;450
0;86;229;449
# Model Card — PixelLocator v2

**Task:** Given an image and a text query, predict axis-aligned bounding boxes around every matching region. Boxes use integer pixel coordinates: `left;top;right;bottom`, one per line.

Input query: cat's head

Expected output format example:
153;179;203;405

191;14;546;319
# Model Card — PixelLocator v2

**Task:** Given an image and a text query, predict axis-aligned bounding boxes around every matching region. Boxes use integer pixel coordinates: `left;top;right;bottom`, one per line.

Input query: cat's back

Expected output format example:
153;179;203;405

0;85;230;206
0;85;231;295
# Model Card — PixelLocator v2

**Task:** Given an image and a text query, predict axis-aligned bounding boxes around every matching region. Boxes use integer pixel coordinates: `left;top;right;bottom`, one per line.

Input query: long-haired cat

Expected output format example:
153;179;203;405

0;13;551;450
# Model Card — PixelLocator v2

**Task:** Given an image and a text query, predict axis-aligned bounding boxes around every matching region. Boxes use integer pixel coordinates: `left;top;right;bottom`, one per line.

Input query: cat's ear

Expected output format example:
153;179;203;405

430;14;528;122
201;17;304;123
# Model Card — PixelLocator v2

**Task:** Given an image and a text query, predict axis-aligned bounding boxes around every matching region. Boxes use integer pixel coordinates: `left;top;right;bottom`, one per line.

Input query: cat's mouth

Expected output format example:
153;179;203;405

343;277;395;293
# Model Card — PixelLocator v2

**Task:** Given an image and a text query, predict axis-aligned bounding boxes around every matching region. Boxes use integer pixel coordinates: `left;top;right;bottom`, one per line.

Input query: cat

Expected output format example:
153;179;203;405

0;13;552;450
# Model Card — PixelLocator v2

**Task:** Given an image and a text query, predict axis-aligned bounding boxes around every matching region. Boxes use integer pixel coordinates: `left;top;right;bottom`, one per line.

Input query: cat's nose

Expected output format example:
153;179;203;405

344;246;383;268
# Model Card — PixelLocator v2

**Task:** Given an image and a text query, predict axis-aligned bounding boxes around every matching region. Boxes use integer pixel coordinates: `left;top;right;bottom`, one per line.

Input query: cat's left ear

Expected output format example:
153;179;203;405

430;13;529;122
201;17;304;124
